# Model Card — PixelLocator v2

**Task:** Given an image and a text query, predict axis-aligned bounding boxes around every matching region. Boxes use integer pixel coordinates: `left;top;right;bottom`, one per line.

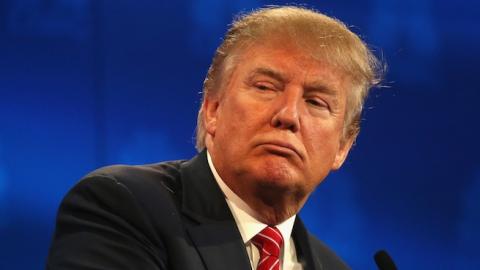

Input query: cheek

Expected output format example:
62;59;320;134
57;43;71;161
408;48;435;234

214;100;251;144
304;128;342;167
222;95;268;128
217;103;246;131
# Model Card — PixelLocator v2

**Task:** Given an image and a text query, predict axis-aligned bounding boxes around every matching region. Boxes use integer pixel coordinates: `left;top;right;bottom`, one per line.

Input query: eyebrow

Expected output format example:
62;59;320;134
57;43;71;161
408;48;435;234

247;67;287;84
304;82;338;97
248;66;340;99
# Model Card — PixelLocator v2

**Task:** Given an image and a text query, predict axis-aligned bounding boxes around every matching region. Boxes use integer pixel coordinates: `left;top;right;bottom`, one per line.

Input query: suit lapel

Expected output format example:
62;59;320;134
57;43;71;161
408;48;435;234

179;151;251;270
292;217;322;270
187;220;252;270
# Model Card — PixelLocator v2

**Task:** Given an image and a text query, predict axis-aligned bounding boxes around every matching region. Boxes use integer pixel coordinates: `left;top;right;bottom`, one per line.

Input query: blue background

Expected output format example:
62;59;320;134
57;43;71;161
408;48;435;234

1;0;479;269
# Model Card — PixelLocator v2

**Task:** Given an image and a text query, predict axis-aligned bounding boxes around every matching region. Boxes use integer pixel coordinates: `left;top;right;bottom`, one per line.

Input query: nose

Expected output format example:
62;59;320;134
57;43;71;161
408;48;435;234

271;91;300;132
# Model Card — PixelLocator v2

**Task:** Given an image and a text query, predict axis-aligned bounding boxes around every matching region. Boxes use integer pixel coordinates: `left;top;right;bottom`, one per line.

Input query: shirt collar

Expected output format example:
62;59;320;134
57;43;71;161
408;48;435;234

207;151;296;244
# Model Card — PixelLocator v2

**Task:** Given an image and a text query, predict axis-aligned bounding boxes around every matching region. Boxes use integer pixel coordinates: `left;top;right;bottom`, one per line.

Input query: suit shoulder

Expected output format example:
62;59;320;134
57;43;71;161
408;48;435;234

65;159;187;221
307;232;351;270
48;161;187;269
84;160;185;195
59;159;188;240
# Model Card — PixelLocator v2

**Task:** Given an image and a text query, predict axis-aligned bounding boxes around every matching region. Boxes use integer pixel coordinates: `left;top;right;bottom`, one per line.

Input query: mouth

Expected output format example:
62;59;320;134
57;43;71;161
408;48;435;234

257;141;303;160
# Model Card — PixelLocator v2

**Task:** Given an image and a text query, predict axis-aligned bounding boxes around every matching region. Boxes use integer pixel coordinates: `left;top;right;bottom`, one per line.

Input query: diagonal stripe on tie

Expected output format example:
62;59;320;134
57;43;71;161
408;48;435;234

256;233;281;250
266;227;283;239
252;226;284;270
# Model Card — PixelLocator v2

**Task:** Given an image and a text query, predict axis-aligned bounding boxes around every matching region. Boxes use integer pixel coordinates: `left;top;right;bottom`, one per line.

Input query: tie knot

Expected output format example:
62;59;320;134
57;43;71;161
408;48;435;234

251;226;284;258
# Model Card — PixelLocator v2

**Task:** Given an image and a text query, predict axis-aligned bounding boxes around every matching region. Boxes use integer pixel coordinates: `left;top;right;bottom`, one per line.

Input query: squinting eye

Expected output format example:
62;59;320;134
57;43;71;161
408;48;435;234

306;98;328;109
255;84;273;91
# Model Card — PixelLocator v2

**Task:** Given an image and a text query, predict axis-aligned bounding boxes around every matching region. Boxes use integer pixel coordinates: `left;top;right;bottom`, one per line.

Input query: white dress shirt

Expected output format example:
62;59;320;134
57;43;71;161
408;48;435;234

207;152;303;270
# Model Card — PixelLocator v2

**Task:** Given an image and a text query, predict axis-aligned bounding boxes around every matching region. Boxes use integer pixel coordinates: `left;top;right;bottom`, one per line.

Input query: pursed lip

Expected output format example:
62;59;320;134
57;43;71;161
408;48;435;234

256;140;304;160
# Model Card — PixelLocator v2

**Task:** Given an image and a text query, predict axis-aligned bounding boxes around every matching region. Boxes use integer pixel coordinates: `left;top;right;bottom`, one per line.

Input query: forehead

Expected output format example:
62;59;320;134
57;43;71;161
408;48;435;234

229;41;351;92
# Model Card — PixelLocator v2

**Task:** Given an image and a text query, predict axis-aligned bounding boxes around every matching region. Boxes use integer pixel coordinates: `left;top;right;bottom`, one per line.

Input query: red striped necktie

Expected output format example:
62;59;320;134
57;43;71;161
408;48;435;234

251;226;284;270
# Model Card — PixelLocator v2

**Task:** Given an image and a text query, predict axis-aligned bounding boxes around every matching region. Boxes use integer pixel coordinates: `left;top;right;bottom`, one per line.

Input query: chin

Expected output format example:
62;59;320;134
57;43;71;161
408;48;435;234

252;157;301;188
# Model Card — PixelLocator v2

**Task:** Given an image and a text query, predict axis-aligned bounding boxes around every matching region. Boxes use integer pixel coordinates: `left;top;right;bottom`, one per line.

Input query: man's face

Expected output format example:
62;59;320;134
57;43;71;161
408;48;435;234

204;41;354;203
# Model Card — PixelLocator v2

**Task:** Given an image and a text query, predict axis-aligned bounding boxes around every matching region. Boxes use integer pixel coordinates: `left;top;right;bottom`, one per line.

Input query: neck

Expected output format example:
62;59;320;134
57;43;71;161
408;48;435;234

237;183;308;225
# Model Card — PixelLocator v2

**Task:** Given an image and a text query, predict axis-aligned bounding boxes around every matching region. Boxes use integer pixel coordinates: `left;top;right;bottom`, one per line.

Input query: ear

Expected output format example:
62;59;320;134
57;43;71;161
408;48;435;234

202;96;220;137
332;136;355;170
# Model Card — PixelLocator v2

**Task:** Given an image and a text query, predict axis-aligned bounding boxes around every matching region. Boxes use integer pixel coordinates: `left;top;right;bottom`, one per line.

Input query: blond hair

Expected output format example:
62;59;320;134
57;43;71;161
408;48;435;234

195;6;382;151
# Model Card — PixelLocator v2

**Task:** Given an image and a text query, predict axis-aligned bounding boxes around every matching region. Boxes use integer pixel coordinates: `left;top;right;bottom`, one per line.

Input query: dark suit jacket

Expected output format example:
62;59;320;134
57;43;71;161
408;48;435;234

47;151;350;270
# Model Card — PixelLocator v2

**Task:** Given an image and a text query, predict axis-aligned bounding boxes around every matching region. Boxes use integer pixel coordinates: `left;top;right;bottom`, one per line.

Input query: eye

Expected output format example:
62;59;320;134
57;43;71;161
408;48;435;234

254;82;276;92
306;98;329;110
255;83;275;91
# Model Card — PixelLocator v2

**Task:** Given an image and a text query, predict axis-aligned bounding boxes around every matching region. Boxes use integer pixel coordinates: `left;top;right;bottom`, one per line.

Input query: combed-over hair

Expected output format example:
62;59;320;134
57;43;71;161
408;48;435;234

195;6;382;151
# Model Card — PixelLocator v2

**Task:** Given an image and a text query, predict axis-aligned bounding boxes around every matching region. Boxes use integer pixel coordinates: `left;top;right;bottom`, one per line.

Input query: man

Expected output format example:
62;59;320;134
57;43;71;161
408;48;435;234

47;6;381;270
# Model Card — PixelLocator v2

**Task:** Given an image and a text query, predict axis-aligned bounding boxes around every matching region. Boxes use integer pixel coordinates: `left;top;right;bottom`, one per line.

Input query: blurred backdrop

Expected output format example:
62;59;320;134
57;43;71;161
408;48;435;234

1;0;479;269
